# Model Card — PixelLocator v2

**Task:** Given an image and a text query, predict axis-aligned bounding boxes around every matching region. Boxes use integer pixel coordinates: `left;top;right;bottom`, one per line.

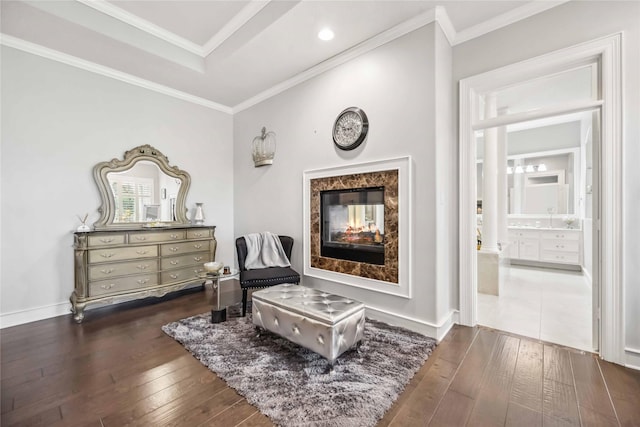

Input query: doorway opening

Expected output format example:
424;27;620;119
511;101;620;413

475;110;597;352
459;34;623;364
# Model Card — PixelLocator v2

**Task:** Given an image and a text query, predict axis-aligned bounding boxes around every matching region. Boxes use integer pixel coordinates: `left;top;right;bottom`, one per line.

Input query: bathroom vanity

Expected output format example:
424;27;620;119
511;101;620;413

507;226;582;269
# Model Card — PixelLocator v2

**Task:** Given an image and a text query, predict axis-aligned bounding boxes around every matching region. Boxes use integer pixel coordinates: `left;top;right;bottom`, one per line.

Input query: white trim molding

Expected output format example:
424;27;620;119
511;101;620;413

366;305;458;342
459;34;624;364
0;34;233;114
0;301;71;329
453;1;570;46
625;347;640;371
303;157;413;299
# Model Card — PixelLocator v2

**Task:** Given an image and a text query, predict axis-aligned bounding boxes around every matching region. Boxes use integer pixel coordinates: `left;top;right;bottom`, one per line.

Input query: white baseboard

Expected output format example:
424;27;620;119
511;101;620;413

625;347;640;371
365;305;458;342
0;301;71;329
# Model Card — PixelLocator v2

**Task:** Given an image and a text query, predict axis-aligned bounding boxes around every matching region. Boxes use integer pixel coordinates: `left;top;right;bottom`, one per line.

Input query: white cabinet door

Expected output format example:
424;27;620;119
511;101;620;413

519;238;540;260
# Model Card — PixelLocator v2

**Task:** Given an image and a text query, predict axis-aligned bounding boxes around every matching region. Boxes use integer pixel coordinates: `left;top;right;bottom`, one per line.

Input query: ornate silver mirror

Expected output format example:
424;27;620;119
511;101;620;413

93;145;191;229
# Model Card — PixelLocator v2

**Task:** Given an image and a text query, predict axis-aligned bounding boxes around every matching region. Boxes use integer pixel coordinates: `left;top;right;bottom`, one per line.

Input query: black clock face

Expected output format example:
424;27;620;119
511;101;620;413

333;107;368;150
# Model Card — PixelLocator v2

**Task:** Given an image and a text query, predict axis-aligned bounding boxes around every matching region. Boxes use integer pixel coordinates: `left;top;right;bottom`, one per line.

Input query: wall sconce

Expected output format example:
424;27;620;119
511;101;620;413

252;126;276;167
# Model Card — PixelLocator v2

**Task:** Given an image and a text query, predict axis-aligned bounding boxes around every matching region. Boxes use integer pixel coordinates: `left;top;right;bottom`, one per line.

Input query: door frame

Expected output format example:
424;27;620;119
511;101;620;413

458;34;623;364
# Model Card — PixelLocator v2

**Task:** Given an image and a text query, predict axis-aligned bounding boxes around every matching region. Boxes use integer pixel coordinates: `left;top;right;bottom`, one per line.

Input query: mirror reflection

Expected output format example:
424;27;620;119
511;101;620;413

107;161;182;223
476;112;589;217
93;145;191;229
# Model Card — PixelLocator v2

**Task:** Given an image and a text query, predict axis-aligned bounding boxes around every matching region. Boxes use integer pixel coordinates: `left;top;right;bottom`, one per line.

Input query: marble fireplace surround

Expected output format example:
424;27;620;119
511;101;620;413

303;157;412;298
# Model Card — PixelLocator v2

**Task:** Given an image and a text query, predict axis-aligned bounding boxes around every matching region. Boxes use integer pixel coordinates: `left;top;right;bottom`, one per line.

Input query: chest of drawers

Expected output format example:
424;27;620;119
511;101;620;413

71;226;216;322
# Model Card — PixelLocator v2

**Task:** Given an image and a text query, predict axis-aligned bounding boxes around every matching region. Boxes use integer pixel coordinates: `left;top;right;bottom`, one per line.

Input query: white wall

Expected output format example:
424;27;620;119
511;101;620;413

234;24;456;337
0;46;234;326
452;1;640;363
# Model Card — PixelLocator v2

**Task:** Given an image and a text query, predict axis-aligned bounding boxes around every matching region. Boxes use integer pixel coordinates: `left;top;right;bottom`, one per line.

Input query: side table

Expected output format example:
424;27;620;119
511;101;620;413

199;269;239;323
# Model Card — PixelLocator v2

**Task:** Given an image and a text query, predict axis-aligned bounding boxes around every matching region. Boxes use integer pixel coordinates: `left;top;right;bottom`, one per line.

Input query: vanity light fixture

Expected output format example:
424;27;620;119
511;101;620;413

537;163;547;172
514;165;524;174
506;166;514;174
318;28;334;41
525;164;535;173
252;126;276;167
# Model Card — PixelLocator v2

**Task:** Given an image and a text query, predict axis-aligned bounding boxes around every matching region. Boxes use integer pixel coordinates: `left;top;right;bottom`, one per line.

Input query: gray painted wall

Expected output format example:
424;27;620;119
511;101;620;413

0;47;234;323
233;24;455;333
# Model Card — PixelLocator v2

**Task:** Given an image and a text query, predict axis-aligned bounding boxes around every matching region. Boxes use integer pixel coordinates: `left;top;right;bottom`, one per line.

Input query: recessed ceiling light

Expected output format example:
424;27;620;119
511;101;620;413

318;28;334;41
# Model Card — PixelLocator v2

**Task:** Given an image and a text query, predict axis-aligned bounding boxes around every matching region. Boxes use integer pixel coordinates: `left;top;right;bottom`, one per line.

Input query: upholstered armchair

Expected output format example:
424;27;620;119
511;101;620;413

235;235;300;316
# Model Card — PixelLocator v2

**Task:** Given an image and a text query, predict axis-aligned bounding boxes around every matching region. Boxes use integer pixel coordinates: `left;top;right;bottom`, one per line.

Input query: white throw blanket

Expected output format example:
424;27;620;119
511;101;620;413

243;232;291;270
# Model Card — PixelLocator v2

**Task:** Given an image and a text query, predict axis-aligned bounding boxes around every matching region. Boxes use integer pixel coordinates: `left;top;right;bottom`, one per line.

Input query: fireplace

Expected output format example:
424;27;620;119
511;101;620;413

321;187;385;265
303;157;411;298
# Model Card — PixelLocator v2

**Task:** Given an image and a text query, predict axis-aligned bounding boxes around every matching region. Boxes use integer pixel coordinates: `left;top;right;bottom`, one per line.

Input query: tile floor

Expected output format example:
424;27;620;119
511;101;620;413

477;264;593;352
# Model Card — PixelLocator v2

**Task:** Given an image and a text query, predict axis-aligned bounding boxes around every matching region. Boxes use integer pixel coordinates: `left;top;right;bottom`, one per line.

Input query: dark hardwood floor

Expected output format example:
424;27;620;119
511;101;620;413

2;283;639;426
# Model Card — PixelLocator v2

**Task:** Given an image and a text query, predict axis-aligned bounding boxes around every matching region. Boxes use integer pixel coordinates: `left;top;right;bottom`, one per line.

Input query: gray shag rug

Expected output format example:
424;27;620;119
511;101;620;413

162;312;436;426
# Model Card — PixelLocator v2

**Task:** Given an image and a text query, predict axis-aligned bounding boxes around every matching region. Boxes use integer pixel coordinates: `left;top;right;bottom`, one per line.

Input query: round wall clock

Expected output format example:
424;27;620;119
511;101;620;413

332;107;369;150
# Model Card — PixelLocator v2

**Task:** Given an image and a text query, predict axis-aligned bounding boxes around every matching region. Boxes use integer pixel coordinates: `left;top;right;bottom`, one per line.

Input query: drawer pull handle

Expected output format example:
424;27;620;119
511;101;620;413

170;260;179;265
193;232;203;237
100;252;115;259
100;268;115;274
101;283;115;290
194;256;203;262
194;244;203;249
170;234;179;239
137;279;149;285
170;273;179;279
169;247;179;252
100;238;114;243
137;264;149;270
136;250;149;255
135;236;146;241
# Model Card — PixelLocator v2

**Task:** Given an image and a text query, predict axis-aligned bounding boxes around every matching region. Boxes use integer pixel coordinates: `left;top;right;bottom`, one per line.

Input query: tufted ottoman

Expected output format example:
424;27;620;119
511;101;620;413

252;283;365;364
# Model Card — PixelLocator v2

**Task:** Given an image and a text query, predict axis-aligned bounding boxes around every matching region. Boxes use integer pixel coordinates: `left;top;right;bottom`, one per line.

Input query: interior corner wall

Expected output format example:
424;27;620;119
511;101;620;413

0;46;234;327
233;24;445;333
452;1;640;356
434;24;456;323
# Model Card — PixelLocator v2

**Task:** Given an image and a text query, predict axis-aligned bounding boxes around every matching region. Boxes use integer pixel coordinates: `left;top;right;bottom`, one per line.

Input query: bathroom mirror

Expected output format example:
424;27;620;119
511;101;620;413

477;148;579;216
93;145;191;229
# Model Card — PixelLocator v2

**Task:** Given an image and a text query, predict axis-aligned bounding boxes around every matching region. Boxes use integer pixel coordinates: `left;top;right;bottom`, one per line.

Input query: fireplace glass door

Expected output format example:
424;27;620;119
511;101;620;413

320;187;385;265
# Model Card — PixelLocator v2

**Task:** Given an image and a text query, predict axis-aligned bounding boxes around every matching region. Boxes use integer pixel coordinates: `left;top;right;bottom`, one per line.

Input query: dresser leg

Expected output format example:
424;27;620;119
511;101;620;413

71;304;85;323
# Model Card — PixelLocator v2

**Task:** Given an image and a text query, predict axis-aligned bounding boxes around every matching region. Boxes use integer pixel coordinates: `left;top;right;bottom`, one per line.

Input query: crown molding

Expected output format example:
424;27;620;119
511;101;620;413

434;6;457;46
202;0;271;56
77;0;204;56
0;34;233;114
453;0;570;46
233;8;438;113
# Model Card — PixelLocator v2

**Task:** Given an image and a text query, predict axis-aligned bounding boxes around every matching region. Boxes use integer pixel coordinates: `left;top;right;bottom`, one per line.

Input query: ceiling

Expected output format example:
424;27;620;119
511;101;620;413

1;1;567;111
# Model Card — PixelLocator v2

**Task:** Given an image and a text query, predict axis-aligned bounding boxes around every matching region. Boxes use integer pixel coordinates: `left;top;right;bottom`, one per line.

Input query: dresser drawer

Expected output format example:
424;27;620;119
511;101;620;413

541;240;580;253
540;251;580;264
88;245;158;264
161;241;210;256
129;230;186;244
88;233;126;247
161;266;206;283
88;259;158;281
541;231;580;241
89;273;158;297
187;229;211;240
161;251;211;270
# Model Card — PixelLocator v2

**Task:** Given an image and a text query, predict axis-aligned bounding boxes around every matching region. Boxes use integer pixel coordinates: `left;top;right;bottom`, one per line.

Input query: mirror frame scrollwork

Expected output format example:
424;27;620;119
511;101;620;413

93;145;191;230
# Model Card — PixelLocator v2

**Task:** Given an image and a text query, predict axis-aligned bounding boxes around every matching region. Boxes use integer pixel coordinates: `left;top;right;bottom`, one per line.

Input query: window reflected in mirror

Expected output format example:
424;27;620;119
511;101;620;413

107;160;181;223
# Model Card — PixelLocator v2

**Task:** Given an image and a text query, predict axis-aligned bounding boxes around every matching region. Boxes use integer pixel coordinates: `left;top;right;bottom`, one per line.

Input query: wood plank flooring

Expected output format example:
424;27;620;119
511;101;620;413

2;284;639;426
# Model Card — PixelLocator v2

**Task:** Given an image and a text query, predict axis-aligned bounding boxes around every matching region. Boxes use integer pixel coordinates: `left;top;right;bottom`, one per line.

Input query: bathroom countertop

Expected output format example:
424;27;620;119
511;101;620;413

508;226;582;231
